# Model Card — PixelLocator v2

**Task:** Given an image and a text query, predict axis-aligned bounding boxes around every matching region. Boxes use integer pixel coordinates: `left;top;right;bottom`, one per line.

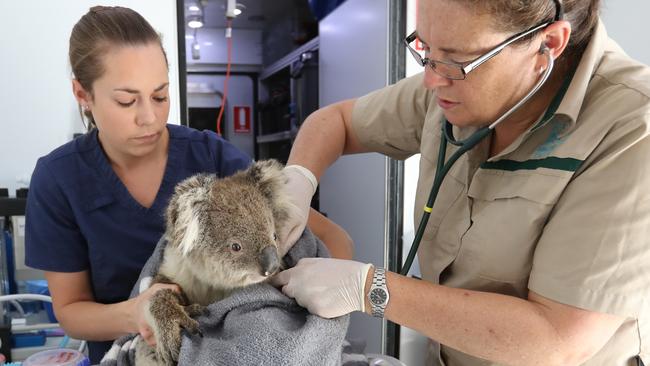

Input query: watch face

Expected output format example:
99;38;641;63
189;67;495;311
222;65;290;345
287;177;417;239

370;288;387;305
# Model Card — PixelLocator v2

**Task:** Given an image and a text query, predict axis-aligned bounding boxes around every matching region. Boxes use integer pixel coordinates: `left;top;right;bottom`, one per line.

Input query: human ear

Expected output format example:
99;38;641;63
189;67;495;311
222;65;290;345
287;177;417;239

538;20;572;67
71;79;92;109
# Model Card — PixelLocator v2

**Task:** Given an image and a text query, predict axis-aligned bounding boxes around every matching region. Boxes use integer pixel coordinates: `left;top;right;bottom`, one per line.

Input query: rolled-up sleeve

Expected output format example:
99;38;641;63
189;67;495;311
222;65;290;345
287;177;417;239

529;114;650;318
351;73;432;160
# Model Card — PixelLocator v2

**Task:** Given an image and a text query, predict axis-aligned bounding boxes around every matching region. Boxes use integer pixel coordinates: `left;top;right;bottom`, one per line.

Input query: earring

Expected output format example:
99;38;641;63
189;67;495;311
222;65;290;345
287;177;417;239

82;104;89;111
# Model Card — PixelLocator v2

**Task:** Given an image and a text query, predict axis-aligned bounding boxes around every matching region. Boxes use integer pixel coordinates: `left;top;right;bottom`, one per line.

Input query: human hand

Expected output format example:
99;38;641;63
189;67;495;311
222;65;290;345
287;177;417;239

278;165;318;256
271;258;373;318
131;282;181;346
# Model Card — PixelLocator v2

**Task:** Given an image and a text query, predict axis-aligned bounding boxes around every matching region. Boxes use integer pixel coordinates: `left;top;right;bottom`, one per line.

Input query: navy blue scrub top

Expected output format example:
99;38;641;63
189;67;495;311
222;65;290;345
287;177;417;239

24;124;251;363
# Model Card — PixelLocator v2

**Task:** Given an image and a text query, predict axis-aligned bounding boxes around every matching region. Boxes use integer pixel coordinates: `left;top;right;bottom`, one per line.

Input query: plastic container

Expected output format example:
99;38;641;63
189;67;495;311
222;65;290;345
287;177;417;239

15;281;42;315
11;331;46;348
22;349;90;366
24;280;57;323
24;281;48;297
42;290;57;324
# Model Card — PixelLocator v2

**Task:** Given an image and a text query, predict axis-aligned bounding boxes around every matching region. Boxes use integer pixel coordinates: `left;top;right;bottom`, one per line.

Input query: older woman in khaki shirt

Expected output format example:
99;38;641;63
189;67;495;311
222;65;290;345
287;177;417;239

273;0;650;365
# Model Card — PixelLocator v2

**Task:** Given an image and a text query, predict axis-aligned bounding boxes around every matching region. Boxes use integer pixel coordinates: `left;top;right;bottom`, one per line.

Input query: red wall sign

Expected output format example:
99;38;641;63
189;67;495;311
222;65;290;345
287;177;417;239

233;106;251;133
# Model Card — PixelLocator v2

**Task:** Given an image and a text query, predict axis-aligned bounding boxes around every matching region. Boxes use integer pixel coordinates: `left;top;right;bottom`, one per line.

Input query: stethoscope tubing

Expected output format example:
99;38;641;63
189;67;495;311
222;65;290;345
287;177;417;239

399;48;555;276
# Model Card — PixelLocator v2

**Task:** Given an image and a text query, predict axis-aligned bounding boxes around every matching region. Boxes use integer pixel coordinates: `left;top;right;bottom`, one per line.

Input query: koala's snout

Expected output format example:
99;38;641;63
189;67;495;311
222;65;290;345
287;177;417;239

259;246;280;276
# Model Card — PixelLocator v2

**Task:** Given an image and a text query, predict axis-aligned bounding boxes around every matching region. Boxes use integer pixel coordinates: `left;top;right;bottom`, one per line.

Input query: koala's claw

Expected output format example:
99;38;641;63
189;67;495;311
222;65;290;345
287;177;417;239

181;325;204;339
185;303;207;317
148;289;204;365
180;316;201;336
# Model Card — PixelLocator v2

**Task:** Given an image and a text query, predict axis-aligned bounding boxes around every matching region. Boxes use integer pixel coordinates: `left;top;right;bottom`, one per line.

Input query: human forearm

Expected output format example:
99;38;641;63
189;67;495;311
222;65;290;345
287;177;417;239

307;209;354;259
275;257;619;363
56;299;137;341
320;227;354;259
377;272;600;366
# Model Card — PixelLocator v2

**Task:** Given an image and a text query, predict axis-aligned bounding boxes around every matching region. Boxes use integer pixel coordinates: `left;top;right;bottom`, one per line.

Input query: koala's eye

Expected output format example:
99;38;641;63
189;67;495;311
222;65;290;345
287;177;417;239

273;233;278;241
231;243;242;252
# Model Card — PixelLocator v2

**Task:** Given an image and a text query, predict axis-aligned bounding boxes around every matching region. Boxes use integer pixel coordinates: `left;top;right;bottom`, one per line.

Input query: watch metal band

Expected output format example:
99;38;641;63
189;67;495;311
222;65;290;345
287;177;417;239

370;267;388;317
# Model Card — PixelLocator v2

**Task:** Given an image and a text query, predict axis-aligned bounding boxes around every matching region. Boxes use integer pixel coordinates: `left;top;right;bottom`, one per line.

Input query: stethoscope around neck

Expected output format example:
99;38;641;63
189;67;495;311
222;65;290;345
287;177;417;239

399;46;555;275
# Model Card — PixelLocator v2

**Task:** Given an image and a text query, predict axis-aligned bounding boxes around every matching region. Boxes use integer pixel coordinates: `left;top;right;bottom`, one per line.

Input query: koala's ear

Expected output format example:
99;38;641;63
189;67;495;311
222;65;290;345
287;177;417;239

246;160;292;225
165;174;214;256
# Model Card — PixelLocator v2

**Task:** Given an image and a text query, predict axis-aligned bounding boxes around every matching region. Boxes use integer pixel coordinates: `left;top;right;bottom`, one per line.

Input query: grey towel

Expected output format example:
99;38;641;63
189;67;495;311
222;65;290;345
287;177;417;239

100;229;369;366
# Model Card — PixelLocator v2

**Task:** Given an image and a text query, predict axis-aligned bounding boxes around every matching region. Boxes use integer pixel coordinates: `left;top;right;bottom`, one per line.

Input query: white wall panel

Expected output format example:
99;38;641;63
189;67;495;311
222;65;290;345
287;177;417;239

0;1;181;195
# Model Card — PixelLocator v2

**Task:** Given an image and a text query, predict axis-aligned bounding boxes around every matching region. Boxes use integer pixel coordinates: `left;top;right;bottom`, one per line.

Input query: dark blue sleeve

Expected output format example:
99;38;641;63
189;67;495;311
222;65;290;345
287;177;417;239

210;133;252;177
25;158;89;272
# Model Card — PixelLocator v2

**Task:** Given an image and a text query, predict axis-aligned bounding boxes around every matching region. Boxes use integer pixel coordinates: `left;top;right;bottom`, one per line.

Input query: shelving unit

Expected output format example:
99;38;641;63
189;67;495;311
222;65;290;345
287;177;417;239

256;37;319;163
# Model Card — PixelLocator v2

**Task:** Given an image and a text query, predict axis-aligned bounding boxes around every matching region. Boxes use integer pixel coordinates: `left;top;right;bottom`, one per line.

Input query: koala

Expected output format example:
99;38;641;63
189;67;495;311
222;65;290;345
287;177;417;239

134;160;293;366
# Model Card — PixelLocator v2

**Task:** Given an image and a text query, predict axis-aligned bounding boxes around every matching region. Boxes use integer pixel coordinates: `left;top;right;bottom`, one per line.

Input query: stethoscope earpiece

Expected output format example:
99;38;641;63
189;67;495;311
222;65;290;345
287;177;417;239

538;44;551;74
539;43;550;54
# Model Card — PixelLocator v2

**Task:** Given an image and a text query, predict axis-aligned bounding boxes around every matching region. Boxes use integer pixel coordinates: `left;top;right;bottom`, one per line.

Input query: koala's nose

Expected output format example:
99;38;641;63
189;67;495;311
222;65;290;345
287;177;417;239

259;246;280;276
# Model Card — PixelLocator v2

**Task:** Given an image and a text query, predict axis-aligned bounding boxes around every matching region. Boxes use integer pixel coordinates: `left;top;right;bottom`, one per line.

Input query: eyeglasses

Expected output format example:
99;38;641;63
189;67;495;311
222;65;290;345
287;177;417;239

405;0;563;80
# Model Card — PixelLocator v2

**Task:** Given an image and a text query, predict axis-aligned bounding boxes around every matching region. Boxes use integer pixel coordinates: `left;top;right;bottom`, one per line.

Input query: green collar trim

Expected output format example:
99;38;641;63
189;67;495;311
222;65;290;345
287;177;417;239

481;156;583;172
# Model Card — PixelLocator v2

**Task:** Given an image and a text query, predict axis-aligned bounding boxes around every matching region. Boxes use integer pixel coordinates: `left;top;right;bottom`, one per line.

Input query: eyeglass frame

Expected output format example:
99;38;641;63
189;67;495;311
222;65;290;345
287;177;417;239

405;0;563;80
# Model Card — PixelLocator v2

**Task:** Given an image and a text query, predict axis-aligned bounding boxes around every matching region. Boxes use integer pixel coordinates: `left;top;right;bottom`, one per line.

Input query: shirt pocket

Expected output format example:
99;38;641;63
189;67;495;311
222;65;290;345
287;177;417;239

460;170;570;283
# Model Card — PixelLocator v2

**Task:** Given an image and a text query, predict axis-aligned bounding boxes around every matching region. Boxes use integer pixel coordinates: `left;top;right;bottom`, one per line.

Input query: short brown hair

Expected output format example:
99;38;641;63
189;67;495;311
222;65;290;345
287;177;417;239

456;0;600;57
69;6;168;130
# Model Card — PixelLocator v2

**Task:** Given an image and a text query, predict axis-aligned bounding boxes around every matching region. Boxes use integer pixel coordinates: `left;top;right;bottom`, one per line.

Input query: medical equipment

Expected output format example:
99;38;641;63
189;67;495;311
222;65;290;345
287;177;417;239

399;46;555;275
0;294;87;362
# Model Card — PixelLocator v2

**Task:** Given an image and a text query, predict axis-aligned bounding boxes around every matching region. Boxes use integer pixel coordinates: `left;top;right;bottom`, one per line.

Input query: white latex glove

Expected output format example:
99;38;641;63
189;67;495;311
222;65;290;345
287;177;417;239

271;257;373;318
278;165;318;255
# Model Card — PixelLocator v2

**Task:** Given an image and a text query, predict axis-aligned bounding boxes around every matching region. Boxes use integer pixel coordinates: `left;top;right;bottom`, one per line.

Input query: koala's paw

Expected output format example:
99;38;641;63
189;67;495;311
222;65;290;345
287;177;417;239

184;303;207;318
147;289;202;365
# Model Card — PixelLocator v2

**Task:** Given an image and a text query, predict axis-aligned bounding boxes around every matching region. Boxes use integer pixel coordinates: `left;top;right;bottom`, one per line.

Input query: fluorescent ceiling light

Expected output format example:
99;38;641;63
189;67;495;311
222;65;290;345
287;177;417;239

188;15;204;28
188;20;203;28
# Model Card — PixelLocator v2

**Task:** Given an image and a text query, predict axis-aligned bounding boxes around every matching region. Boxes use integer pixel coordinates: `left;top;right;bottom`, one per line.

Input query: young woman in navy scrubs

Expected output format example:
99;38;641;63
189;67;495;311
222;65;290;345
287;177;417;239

24;6;352;364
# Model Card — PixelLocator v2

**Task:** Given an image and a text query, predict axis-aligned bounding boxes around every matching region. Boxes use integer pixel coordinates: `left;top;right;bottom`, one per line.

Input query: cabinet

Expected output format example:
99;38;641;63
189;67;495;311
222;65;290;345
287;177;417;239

256;37;319;164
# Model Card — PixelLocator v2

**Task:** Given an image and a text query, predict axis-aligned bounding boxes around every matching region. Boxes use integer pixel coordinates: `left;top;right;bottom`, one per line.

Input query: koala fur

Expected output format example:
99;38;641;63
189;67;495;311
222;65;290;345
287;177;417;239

134;160;293;366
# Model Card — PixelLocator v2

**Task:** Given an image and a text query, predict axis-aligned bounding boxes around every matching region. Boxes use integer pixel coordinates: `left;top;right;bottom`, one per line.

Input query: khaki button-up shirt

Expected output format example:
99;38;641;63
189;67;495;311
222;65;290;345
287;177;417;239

352;20;650;365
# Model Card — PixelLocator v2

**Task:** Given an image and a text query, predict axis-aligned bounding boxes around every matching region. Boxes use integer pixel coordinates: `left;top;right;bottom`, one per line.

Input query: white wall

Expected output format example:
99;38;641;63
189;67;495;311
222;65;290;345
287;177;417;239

0;1;181;196
601;1;650;65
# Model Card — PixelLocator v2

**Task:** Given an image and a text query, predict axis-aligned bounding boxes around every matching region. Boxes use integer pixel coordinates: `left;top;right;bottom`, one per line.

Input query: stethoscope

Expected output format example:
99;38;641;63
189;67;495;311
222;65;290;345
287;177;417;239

399;45;555;275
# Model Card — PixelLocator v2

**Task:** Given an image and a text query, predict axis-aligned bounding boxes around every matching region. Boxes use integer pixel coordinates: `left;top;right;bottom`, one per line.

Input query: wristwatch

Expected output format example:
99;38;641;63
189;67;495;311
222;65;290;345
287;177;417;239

368;267;389;318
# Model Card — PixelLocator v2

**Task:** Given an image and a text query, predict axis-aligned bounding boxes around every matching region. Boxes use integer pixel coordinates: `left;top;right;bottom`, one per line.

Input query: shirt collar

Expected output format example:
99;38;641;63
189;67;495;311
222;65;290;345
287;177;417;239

553;18;609;129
